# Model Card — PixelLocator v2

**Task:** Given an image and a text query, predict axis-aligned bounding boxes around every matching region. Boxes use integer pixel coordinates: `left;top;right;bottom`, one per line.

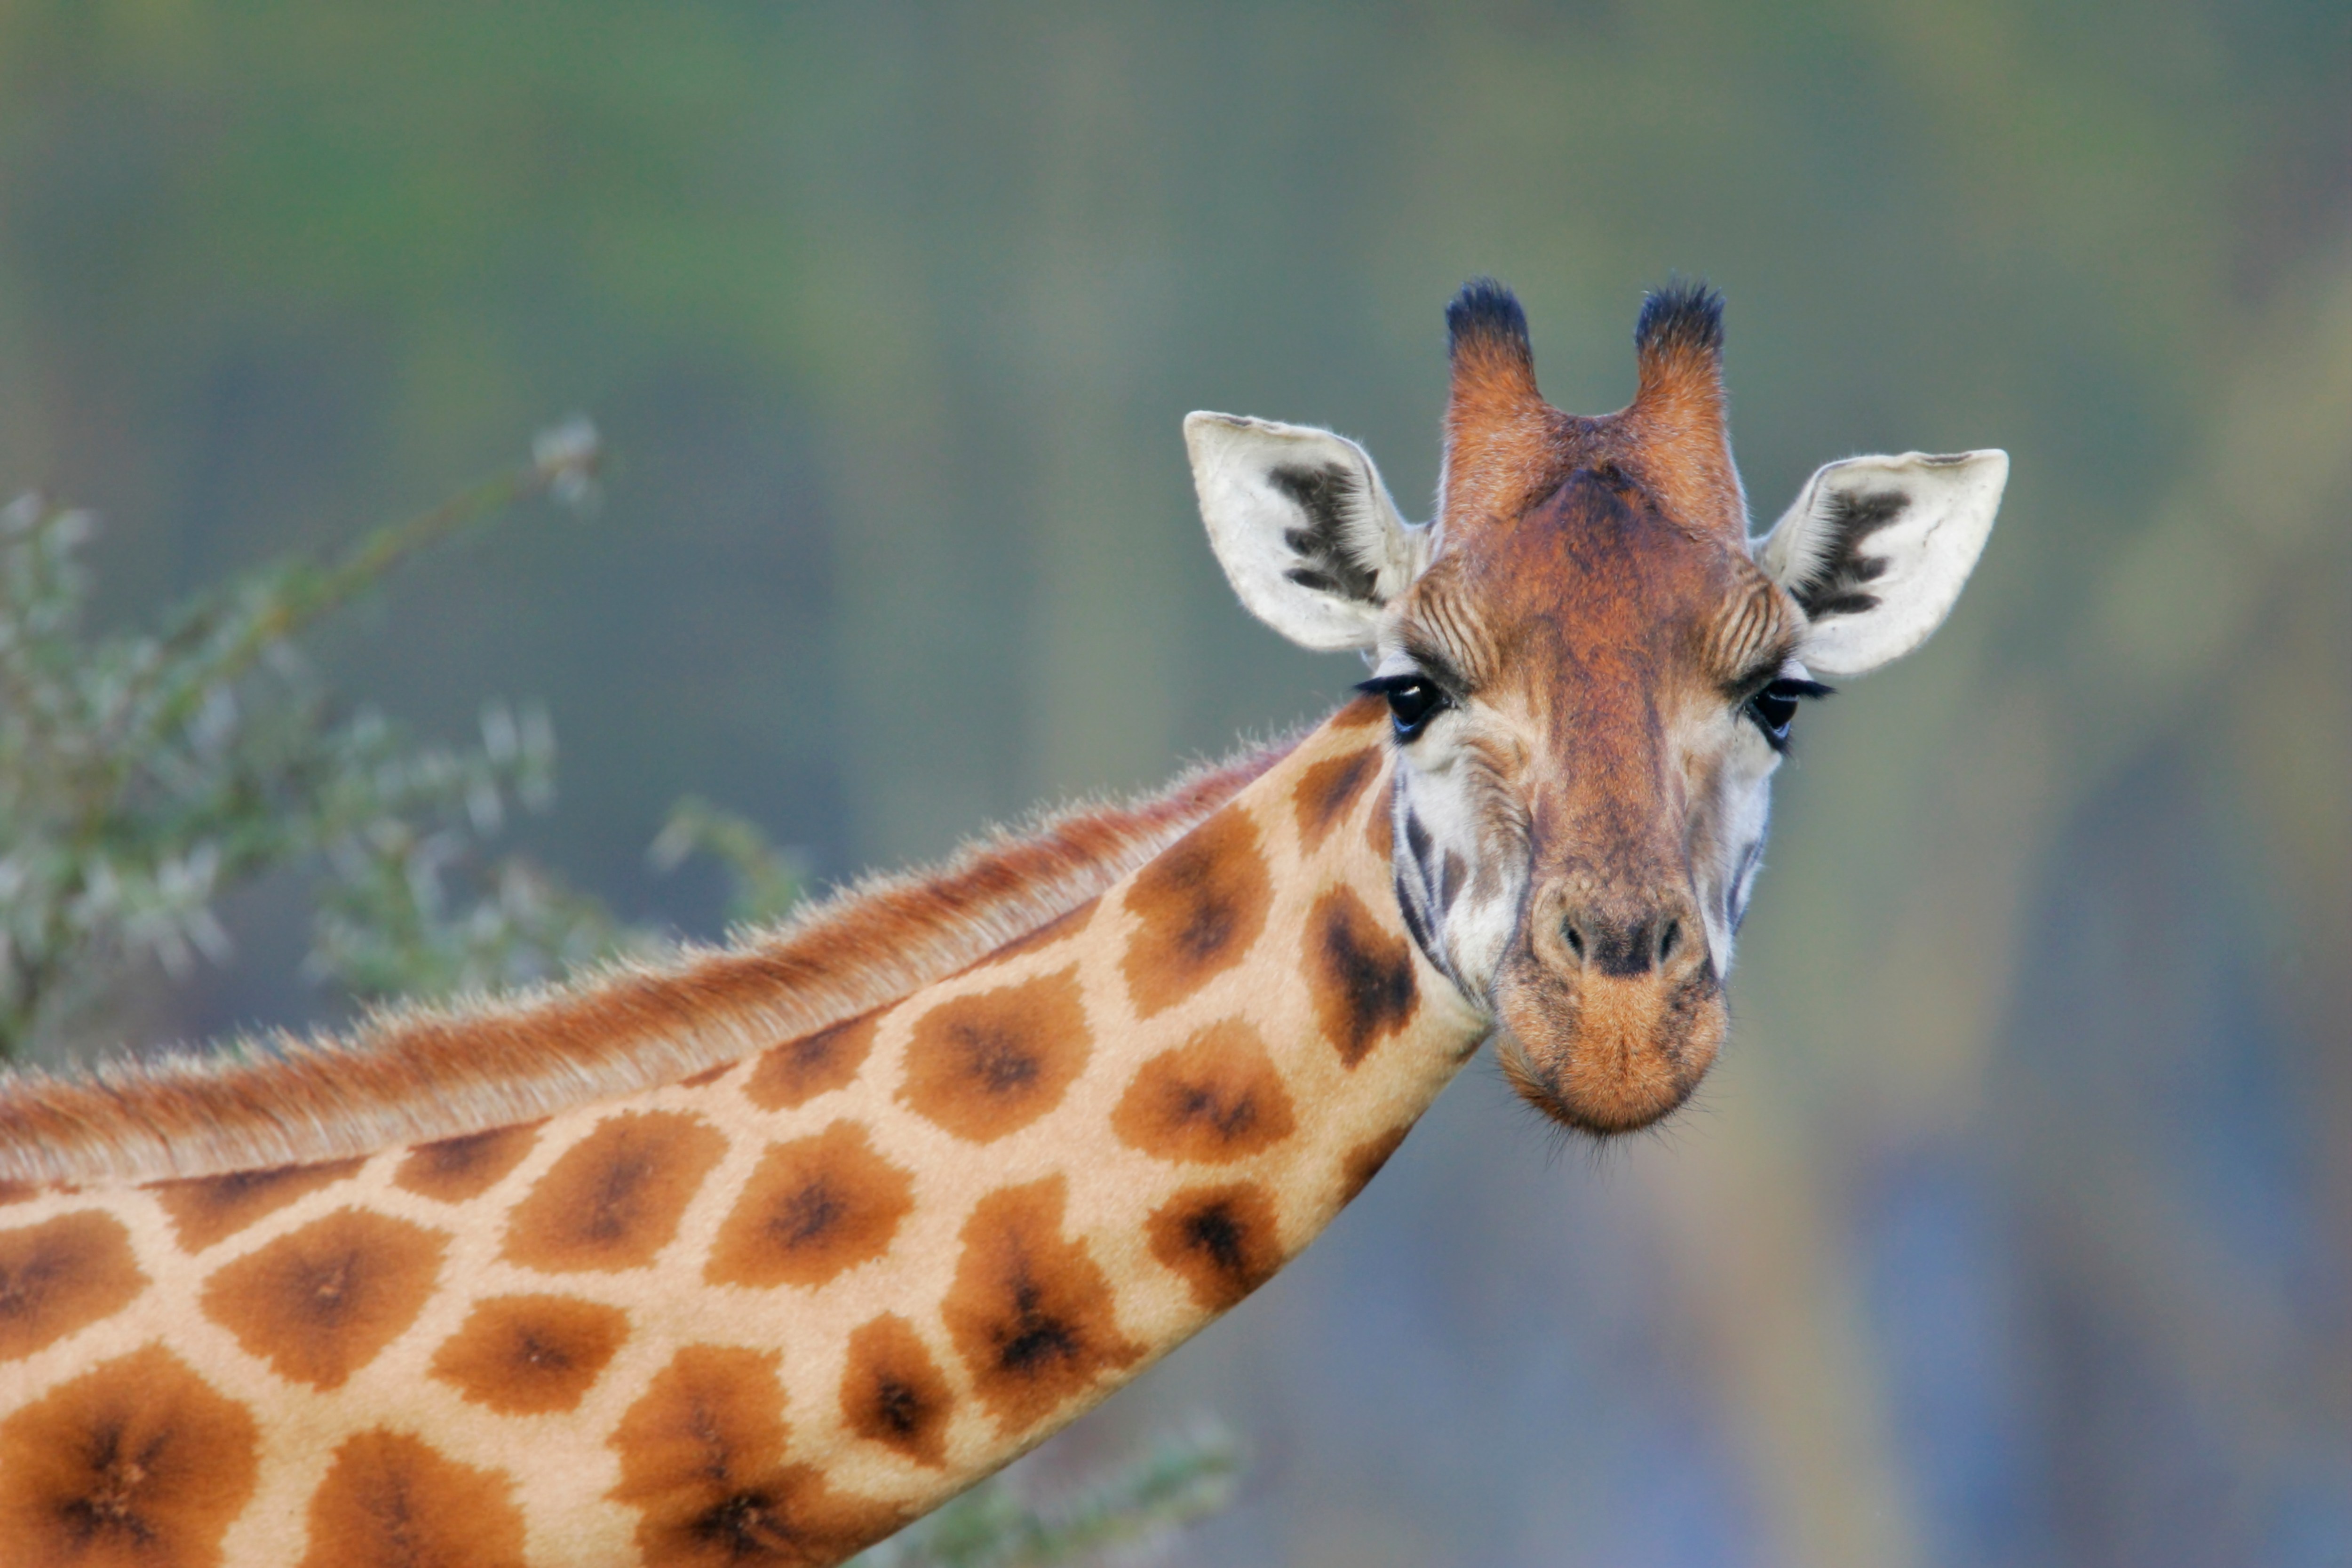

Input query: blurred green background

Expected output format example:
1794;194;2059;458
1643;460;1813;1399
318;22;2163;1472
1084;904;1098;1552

2;1;2345;1563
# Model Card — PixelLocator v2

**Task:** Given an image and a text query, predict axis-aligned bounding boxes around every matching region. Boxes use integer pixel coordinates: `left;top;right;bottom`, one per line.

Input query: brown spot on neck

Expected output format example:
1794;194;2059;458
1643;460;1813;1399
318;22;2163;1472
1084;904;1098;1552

0;1210;147;1363
1294;746;1381;856
1307;886;1419;1067
840;1314;955;1468
941;1177;1143;1434
199;1208;448;1391
149;1157;364;1252
428;1294;631;1416
608;1344;901;1565
897;969;1090;1145
1120;809;1273;1018
744;1013;881;1113
393;1122;543;1204
500;1112;726;1274
0;1345;259;1565
1146;1182;1283;1311
704;1122;915;1290
301;1429;528;1568
1111;1019;1297;1165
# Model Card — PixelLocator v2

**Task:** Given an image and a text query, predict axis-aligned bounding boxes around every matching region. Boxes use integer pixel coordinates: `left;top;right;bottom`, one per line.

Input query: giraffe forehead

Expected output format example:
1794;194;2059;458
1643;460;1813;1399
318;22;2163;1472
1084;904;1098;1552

1411;474;1781;708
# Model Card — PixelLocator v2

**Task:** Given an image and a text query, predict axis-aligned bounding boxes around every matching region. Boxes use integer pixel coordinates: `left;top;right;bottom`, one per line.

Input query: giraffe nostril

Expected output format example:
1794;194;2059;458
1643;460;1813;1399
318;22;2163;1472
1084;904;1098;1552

1554;905;1692;977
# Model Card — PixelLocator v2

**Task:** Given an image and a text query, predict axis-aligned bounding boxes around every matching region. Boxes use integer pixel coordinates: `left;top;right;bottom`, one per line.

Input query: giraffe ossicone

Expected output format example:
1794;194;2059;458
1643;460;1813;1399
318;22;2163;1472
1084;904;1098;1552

0;279;2005;1566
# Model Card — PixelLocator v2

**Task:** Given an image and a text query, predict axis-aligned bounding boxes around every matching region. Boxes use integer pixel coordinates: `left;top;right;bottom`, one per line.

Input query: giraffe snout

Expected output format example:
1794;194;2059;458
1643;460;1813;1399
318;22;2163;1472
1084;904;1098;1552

1496;879;1725;1136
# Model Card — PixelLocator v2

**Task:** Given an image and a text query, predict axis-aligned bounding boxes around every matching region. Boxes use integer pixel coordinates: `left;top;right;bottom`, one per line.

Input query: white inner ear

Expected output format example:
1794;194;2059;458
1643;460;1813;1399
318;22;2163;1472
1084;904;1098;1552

1756;449;2008;677
1185;412;1427;653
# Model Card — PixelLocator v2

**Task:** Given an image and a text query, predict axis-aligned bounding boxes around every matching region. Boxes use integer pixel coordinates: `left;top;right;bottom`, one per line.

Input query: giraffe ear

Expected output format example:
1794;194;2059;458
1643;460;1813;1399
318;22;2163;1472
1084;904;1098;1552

1186;412;1429;653
1755;449;2008;677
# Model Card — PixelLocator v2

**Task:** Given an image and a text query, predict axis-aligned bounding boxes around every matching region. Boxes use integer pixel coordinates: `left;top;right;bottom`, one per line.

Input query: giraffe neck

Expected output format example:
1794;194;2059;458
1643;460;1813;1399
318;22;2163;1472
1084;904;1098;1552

0;699;1491;1567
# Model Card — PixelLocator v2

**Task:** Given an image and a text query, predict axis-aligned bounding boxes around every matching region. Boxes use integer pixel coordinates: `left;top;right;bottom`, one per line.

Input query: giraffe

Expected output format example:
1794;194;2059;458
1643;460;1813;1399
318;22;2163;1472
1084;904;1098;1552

0;280;2005;1567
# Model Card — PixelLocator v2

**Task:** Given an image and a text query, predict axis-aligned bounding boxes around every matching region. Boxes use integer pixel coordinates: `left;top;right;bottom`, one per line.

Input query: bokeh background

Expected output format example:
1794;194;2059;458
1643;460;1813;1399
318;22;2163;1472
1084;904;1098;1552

3;2;2346;1563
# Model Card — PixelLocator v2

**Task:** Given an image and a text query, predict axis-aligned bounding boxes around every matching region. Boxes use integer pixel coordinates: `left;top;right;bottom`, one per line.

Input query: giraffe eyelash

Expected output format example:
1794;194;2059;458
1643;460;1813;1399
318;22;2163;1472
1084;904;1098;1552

1742;677;1834;752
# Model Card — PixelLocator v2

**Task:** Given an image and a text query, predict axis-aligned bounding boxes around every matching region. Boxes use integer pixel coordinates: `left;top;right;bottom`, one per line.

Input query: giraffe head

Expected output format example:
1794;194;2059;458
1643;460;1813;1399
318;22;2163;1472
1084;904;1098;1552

1187;279;2006;1135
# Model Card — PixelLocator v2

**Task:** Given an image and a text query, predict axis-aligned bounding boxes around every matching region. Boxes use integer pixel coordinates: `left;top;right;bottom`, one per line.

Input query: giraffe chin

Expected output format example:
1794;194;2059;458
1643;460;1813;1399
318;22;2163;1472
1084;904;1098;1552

1491;966;1726;1137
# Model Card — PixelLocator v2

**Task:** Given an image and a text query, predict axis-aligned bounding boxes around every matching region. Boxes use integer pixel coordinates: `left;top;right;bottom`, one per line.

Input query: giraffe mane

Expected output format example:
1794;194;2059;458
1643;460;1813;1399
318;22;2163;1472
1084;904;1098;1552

0;731;1301;1186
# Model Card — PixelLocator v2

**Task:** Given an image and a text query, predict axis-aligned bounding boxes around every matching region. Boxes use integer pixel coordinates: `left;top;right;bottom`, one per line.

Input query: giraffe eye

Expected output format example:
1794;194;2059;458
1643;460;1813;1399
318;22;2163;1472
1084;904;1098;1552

1356;674;1450;741
1748;685;1798;742
1742;677;1833;752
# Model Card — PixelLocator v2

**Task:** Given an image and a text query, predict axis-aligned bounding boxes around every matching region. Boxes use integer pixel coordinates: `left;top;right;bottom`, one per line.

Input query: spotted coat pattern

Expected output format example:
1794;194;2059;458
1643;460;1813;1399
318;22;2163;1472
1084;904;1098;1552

0;703;1489;1568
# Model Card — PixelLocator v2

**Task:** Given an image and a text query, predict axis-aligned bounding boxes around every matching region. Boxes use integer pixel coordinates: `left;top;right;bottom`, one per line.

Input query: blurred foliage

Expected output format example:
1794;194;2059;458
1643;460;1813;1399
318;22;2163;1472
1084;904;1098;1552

0;426;608;1054
0;421;812;1057
855;1426;1239;1568
650;796;811;930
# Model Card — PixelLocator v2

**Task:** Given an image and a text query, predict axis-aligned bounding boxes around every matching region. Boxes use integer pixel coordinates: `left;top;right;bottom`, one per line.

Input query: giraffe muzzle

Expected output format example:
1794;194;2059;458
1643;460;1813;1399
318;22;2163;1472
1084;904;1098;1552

1493;883;1726;1135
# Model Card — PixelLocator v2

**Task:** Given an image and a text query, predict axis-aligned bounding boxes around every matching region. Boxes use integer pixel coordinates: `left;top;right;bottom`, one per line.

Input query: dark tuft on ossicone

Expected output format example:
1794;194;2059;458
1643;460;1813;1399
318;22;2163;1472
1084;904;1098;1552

1446;277;1531;361
1634;279;1724;358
